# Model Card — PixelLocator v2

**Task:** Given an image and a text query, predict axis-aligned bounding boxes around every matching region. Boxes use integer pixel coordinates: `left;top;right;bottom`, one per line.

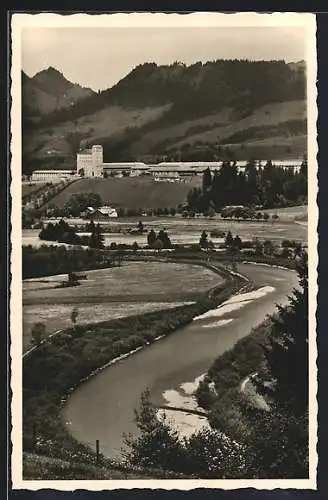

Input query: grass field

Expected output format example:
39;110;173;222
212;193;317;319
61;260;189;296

262;204;307;221
45;176;201;209
23;261;222;349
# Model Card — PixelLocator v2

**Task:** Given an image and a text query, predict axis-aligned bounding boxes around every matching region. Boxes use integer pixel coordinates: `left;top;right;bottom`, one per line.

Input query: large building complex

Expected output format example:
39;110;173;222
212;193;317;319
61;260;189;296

30;144;305;183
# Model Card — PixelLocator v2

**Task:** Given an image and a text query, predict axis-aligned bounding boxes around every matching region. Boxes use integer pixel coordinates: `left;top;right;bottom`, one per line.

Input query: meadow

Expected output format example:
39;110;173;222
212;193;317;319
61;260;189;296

44;177;201;210
23;261;222;349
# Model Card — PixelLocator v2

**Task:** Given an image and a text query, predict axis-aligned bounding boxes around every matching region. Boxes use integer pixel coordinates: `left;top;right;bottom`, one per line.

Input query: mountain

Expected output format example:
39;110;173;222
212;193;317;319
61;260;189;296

22;60;307;172
22;67;95;119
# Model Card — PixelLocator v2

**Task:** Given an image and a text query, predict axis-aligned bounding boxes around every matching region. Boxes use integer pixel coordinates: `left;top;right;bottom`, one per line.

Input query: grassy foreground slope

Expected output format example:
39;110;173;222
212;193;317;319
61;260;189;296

45;177;201;209
23;452;142;480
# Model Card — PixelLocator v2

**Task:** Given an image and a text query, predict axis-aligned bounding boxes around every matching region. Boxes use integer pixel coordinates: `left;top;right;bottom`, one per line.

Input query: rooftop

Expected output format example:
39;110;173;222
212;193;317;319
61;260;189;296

102;162;147;168
32;170;75;174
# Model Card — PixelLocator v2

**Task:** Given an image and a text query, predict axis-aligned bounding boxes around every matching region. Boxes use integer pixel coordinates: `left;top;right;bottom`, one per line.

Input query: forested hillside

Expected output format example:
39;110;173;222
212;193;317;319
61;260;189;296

22;60;306;171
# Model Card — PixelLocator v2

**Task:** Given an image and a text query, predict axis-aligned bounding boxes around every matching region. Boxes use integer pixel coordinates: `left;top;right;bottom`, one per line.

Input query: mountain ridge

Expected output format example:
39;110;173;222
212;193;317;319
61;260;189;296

22;66;95;118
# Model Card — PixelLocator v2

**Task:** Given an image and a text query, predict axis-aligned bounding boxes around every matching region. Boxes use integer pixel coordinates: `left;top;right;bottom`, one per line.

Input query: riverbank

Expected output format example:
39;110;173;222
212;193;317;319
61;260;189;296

23;259;249;479
194;317;274;442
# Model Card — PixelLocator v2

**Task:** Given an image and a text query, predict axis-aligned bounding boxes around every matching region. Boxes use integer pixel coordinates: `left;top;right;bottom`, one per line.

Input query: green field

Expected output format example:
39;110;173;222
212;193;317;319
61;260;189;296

23;261;223;349
45;176;201;209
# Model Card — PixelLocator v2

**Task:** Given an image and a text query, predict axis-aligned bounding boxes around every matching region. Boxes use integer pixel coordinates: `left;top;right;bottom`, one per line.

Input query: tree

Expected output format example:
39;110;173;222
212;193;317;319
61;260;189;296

64;192;102;217
122;389;185;471
243;254;309;478
263;239;275;256
31;322;46;346
202;167;212;193
89;223;105;249
157;229;171;249
123;389;245;477
132;241;139;252
233;235;242;251
293;242;303;260
199;230;209;248
258;251;308;415
147;229;157;247
225;231;234;248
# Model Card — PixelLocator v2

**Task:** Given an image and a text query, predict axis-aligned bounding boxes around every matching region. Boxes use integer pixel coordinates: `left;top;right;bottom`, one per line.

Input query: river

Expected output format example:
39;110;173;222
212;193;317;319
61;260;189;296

62;263;299;460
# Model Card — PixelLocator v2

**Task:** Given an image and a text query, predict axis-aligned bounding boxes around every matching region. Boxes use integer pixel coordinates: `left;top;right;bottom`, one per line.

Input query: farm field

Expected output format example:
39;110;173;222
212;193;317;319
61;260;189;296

23;301;194;351
262;204;307;221
23;261;222;349
44;177;201;210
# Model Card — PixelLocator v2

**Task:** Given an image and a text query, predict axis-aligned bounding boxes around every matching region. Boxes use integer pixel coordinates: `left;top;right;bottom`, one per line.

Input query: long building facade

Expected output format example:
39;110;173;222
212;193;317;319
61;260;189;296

30;144;305;183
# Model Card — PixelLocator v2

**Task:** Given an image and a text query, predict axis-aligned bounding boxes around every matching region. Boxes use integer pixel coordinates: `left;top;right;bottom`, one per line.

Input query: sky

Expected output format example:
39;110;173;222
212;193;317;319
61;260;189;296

21;25;306;92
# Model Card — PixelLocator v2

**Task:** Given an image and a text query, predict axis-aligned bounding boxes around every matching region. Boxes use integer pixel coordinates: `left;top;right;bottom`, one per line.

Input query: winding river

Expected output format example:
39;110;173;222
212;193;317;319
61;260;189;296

62;263;299;460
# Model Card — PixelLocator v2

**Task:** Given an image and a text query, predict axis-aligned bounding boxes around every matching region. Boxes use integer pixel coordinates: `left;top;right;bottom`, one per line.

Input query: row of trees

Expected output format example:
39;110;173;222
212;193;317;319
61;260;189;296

123;252;309;478
23;179;75;213
198;229;304;260
187;160;307;213
22;244;125;279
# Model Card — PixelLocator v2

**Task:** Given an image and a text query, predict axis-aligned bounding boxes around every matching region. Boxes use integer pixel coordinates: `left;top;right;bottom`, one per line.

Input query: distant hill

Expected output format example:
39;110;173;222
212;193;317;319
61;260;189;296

22;67;95;119
22;60;307;172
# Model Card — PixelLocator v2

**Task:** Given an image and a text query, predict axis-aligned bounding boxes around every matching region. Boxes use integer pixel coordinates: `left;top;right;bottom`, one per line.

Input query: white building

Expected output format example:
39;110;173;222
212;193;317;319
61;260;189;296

31;170;76;183
76;145;103;177
84;206;118;218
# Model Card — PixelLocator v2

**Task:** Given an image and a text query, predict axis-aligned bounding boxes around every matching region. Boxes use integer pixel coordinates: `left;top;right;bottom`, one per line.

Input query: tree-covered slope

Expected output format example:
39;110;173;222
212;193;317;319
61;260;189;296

22;60;307;169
